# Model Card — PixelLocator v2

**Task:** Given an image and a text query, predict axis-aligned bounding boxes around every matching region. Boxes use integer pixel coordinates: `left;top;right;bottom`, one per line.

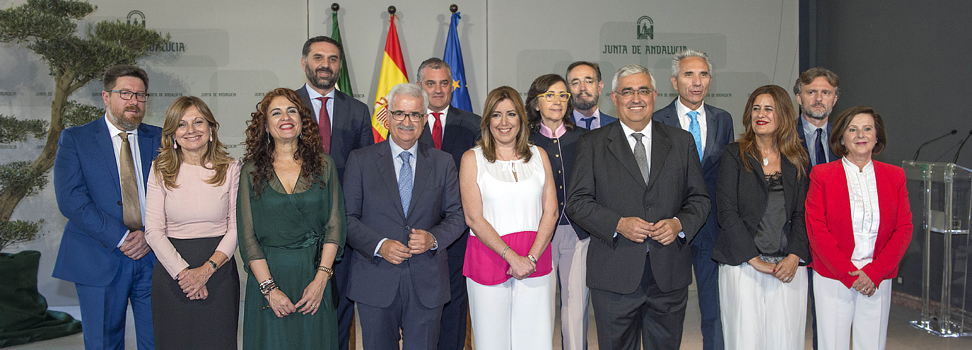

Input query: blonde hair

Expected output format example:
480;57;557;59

154;96;234;189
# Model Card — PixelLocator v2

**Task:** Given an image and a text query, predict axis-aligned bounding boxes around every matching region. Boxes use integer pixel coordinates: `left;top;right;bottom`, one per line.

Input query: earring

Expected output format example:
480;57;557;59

172;138;178;149
266;131;271;144
209;134;213;142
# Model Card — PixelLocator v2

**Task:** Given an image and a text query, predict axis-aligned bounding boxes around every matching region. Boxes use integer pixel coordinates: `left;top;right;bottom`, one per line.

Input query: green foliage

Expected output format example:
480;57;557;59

0;219;43;252
0;115;48;143
61;100;102;127
0;161;48;197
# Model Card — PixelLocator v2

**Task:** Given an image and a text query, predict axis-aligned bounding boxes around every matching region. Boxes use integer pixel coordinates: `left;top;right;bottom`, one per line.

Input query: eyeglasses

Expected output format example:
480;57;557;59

615;88;654;98
107;90;148;102
389;110;425;122
538;92;571;102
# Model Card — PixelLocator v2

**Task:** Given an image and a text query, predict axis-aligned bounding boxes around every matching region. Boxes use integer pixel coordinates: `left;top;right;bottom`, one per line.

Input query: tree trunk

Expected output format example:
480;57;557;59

0;72;75;222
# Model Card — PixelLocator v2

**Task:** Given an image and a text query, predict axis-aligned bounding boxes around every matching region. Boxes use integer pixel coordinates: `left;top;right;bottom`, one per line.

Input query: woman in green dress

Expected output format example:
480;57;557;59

238;88;346;349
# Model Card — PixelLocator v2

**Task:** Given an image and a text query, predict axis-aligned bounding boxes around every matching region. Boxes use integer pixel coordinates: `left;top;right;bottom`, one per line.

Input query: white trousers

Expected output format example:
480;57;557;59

719;263;808;350
551;225;590;350
813;271;892;350
467;273;553;350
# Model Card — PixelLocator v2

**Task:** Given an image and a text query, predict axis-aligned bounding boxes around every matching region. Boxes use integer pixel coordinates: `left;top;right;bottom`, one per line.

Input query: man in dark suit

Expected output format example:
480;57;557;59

344;83;466;350
653;49;734;350
793;67;840;350
567;64;710;350
566;61;617;129
794;67;840;168
414;57;481;350
296;35;374;350
53;64;162;350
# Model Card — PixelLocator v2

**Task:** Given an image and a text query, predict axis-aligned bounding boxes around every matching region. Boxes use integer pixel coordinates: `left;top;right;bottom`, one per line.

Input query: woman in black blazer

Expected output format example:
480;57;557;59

713;85;810;350
525;74;590;350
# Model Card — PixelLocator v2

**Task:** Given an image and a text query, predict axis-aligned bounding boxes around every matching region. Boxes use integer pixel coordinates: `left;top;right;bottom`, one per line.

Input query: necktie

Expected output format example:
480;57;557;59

398;151;413;217
119;132;142;231
815;128;827;166
688;111;703;160
316;96;332;154
632;132;649;184
581;117;595;129
431;112;443;150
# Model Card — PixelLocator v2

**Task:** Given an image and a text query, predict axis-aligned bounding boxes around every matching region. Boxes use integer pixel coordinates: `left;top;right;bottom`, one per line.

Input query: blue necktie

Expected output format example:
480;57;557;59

688;111;702;160
398;151;413;217
581;117;595;129
814;128;827;166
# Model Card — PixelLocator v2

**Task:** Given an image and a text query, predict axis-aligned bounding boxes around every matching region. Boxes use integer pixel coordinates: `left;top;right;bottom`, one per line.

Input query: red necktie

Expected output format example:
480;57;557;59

316;96;331;154
431;112;443;150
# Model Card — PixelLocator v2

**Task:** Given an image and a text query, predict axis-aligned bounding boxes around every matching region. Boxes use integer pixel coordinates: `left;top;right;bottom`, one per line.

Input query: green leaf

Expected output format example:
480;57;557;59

0;115;48;143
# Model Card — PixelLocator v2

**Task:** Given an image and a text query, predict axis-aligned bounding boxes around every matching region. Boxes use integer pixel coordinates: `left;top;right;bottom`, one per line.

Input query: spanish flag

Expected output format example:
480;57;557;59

371;14;408;142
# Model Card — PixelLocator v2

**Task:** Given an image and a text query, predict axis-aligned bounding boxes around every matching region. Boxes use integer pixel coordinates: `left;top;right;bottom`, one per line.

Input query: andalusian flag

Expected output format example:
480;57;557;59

371;15;408;142
331;11;353;96
444;11;473;112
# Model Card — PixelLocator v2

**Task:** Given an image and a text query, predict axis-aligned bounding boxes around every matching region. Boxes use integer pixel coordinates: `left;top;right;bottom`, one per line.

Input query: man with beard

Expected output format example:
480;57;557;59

794;67;839;168
296;35;374;350
653;49;734;350
414;57;481;350
53;64;162;349
793;67;840;350
566;61;617;129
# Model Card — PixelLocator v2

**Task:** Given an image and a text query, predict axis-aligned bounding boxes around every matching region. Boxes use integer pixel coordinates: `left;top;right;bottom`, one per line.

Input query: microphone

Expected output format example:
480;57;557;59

952;130;972;164
914;129;957;161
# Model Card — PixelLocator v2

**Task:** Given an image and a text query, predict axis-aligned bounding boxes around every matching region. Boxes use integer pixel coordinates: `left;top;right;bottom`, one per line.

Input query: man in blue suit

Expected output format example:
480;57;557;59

414;57;481;350
653;49;734;350
296;36;375;350
53;64;162;350
793;67;840;350
343;83;466;350
566;61;617;129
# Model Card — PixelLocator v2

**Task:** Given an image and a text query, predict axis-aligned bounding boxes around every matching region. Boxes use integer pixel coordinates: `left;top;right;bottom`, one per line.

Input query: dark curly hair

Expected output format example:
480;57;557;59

243;88;325;196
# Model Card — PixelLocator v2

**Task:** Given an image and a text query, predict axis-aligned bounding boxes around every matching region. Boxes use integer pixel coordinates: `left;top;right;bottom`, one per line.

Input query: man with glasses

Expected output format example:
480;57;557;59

567;64;709;350
343;83;466;350
653;49;734;350
53;64;162;349
414;57;481;350
296;36;374;350
566;61;617;129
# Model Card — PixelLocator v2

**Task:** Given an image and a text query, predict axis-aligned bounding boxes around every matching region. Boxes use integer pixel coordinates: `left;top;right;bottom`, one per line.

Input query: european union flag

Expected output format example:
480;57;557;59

444;12;473;112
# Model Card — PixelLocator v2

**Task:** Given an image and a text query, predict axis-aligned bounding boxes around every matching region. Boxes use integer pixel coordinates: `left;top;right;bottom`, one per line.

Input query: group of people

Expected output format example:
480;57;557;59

50;33;912;350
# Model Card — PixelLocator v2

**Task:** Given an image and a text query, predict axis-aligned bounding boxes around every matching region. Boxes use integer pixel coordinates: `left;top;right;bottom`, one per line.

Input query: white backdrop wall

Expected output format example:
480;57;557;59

0;0;797;306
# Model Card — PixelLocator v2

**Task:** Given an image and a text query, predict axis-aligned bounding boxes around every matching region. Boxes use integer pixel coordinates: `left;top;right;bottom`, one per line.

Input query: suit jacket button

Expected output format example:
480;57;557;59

558;170;562;174
553;139;558;144
554;154;560;158
405;226;410;230
117;201;123;205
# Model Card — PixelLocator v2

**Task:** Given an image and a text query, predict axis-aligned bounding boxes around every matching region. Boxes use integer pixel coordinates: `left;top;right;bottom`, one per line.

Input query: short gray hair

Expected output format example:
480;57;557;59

671;49;713;77
387;83;429;112
612;64;657;92
416;58;452;84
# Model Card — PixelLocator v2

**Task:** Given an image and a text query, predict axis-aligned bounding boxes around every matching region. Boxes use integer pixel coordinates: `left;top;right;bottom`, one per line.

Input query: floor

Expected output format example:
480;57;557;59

12;291;972;349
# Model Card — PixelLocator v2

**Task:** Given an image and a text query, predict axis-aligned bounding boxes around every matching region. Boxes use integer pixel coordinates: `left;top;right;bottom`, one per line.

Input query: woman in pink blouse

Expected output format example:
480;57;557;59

144;96;241;349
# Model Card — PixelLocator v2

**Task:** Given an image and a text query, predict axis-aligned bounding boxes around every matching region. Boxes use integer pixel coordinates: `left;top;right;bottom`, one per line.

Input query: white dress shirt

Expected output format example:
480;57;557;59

427;107;448;131
104;115;146;247
572;108;604;129
675;98;707;154
304;83;335;132
841;157;880;269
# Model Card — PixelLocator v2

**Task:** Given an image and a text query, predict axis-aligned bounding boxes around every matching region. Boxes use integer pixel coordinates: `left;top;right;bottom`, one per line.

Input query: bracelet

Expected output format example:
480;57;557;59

501;246;511;260
527;254;538;265
259;278;277;296
317;265;334;279
207;259;218;270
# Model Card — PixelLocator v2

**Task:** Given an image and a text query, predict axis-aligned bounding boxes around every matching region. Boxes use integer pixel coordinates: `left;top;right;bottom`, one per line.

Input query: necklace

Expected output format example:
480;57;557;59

762;157;769;166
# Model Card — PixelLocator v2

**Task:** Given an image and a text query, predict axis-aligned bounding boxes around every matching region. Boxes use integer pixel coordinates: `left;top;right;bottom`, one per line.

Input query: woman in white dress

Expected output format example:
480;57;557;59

459;86;559;349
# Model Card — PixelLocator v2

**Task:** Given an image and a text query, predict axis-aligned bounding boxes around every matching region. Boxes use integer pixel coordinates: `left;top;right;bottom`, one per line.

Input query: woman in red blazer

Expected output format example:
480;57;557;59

805;106;912;350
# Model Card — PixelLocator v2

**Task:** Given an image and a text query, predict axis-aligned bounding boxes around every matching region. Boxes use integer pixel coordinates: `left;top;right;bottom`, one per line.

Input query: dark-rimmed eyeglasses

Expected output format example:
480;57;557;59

107;90;148;102
389;110;425;122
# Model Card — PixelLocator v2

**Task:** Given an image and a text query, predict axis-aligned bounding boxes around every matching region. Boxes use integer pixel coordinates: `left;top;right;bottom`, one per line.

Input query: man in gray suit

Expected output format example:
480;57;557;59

343;83;466;350
566;61;617;129
653;49;734;350
567;64;710;350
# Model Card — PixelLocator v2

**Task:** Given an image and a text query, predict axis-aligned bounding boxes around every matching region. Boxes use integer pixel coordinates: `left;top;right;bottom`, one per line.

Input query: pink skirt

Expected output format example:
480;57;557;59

463;230;552;285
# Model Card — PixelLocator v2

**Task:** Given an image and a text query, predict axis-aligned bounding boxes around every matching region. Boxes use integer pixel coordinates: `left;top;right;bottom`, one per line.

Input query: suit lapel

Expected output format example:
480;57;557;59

407;145;433;220
94;119;122;197
781;156;796;213
746;153;768;193
646;122;670;192
606;123;647;190
331;91;353;151
137;124;157;183
441;107;463;150
376;143;407;219
703;104;719;164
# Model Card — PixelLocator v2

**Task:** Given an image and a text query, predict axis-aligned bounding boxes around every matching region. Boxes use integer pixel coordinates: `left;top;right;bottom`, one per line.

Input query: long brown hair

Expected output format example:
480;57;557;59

153;96;234;190
242;88;325;196
737;85;809;177
477;86;532;163
526;74;575;133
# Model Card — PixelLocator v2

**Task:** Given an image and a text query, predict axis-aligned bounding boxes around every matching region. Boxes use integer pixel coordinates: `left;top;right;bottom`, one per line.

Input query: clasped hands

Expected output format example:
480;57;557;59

379;229;436;265
617;217;681;246
748;254;800;284
264;274;331;318
177;263;216;300
849;270;876;297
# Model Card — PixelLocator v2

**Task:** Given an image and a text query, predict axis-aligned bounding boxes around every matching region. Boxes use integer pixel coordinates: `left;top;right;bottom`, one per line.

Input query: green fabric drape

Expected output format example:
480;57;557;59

0;250;81;348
